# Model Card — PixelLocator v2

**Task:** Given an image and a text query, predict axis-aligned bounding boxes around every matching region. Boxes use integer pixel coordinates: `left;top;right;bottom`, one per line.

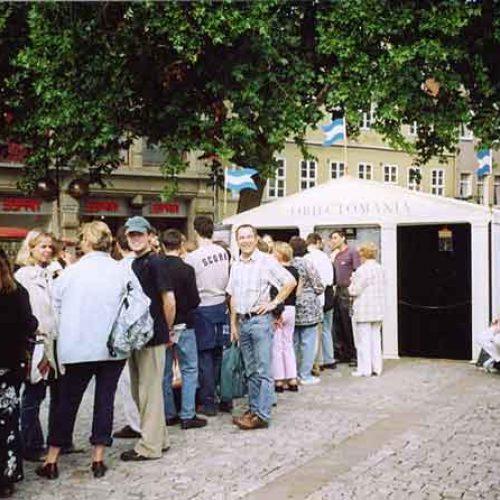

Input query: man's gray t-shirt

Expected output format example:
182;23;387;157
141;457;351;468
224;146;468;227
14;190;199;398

185;242;230;307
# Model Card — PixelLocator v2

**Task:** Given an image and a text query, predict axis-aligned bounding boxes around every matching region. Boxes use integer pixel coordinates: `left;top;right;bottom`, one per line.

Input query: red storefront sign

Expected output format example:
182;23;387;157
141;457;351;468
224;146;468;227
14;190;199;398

83;200;120;214
1;197;42;213
150;202;180;215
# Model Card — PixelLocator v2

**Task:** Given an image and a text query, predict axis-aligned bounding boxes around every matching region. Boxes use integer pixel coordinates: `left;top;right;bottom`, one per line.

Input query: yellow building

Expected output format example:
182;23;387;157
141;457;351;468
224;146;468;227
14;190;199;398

264;117;456;203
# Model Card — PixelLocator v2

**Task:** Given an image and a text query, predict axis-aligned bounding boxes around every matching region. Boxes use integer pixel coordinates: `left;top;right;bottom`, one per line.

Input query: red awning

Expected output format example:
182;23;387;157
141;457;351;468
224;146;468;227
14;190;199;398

0;227;29;239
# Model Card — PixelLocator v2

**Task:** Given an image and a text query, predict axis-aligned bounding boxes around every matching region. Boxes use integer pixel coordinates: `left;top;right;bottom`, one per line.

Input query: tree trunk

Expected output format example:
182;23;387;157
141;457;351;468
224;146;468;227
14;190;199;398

236;174;266;213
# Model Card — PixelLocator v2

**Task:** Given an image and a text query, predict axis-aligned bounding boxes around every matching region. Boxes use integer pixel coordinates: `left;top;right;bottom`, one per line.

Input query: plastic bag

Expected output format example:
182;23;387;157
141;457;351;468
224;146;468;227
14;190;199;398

219;342;246;401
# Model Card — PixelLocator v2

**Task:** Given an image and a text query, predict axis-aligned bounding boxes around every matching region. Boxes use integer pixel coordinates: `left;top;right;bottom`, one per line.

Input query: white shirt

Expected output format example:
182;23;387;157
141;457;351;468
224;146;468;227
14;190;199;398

305;247;334;307
185;241;230;307
226;249;295;314
52;251;130;364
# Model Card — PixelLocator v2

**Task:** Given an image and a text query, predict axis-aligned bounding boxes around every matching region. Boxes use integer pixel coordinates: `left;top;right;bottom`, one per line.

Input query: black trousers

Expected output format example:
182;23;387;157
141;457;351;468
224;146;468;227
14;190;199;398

333;287;356;362
197;347;224;411
48;360;125;448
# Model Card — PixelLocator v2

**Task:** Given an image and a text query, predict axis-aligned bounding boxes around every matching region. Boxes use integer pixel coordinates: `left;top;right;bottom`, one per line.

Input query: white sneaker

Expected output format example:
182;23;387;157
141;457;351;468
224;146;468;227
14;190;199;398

300;377;320;385
351;371;369;377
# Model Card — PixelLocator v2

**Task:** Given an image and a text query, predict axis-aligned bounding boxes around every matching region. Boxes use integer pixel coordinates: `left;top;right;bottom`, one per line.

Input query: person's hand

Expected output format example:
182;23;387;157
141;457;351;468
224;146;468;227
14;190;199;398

254;301;276;315
273;315;284;329
37;356;50;377
230;325;240;343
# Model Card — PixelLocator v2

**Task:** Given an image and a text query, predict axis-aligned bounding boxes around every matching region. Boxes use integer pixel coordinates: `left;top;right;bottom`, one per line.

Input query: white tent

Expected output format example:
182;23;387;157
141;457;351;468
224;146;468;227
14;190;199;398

224;176;492;360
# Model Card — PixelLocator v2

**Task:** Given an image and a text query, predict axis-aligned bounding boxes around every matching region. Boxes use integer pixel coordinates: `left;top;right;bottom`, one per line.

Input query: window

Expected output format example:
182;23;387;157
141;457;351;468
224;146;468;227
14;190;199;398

407;166;421;191
358;163;372;180
476;178;485;204
460;124;473;141
431;169;445;196
360;106;375;130
300;160;316;190
330;161;345;179
408;122;417;136
383;164;398;184
494;175;500;205
459;172;473;198
268;158;286;199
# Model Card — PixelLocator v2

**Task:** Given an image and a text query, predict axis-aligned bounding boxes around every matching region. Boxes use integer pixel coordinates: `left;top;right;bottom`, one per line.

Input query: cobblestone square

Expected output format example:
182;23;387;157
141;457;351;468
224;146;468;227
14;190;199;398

19;359;500;500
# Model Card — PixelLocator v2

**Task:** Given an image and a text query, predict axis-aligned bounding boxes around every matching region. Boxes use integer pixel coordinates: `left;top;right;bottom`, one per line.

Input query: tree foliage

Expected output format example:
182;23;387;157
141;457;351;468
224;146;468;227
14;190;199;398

0;1;498;211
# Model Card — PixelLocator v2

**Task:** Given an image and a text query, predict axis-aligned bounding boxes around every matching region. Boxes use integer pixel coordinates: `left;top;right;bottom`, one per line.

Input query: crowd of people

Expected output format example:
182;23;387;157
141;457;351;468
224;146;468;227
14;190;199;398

0;216;386;497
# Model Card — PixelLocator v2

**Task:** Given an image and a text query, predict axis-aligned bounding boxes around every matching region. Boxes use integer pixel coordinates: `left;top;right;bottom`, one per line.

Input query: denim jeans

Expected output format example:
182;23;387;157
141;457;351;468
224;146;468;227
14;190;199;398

48;360;125;447
21;378;65;454
197;347;223;411
321;309;335;365
294;324;318;381
238;314;274;423
163;328;198;420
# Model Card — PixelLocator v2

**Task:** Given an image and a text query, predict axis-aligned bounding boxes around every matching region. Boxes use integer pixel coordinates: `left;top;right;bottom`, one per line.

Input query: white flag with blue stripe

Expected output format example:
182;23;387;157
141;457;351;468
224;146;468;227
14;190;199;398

225;167;258;192
476;149;492;177
321;118;346;146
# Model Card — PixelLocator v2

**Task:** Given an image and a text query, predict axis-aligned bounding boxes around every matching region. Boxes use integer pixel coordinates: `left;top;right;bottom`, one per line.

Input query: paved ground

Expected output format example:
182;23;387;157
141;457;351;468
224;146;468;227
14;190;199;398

16;359;500;500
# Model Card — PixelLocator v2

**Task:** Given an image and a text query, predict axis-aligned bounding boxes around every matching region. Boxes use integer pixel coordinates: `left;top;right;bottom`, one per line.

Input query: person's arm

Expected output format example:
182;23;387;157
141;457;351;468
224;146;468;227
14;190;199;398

161;291;176;333
229;294;239;342
348;267;367;297
186;266;201;311
254;262;297;315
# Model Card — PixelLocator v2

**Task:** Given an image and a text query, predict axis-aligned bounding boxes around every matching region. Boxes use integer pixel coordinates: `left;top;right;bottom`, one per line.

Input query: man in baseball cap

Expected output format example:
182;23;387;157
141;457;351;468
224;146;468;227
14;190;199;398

124;216;151;234
120;215;174;462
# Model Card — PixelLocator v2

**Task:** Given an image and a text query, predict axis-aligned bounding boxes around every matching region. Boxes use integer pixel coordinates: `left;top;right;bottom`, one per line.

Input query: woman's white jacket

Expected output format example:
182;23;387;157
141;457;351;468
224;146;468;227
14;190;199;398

52;251;131;365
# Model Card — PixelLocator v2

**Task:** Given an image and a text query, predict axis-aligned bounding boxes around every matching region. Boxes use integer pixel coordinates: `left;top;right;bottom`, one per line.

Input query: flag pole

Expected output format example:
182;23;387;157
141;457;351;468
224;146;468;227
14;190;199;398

223;166;228;218
342;118;348;175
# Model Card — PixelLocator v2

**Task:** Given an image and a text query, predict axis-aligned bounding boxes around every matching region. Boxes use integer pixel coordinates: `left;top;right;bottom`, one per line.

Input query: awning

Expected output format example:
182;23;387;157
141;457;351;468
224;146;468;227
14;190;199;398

0;227;29;239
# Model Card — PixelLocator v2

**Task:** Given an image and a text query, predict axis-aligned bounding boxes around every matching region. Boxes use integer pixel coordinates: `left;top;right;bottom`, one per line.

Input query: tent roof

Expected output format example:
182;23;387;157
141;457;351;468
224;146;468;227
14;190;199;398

224;176;490;228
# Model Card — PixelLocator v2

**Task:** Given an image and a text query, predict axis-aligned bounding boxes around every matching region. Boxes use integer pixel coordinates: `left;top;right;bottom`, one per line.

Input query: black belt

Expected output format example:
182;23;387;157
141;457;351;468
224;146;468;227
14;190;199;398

237;312;260;321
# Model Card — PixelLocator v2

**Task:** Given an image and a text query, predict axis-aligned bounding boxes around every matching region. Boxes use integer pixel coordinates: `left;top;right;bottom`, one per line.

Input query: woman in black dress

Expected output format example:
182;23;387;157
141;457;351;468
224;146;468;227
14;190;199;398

0;248;38;498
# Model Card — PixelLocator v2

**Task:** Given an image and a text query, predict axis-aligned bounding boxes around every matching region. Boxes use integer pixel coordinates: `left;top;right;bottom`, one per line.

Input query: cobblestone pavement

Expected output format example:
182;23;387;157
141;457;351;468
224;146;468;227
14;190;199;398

17;359;500;500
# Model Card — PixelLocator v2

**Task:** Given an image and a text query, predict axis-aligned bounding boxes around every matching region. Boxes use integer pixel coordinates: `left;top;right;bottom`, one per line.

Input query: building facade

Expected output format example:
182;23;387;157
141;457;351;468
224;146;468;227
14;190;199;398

0;139;221;258
265;118;457;203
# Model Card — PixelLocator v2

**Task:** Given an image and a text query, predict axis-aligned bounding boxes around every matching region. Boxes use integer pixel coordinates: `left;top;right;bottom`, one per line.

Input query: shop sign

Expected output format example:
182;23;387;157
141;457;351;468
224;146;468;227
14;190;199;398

0;196;51;214
81;199;130;216
143;200;187;218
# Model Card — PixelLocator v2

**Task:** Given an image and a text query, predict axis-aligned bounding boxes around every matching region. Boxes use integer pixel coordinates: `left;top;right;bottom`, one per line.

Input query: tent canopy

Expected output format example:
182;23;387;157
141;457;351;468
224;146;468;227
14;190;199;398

224;176;490;229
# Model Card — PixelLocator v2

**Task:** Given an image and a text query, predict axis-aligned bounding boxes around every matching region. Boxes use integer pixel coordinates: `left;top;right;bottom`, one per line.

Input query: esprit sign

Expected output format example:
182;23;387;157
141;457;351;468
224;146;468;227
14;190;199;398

81;199;130;216
287;200;412;218
0;197;47;213
144;201;187;218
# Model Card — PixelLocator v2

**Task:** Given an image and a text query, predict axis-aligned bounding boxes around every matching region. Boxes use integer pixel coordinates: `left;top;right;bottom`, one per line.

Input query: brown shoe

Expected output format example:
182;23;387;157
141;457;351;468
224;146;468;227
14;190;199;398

235;414;269;430
232;410;253;426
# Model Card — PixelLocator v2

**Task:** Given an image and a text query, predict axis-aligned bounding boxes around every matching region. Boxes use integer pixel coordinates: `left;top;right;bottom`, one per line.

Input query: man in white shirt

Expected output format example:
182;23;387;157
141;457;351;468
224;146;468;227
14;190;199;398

227;224;296;430
306;233;336;370
185;216;231;416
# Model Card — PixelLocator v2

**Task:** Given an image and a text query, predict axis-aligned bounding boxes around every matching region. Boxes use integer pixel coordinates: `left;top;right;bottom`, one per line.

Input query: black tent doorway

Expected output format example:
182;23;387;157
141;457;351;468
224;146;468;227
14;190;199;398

397;224;472;360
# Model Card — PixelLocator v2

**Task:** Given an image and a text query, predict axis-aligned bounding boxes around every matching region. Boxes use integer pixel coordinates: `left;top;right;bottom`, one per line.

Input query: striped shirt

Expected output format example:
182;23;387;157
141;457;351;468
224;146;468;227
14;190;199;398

226;249;294;314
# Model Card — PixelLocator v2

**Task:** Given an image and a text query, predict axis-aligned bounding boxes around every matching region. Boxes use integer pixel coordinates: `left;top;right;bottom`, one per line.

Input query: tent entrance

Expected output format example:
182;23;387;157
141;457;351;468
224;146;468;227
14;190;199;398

397;224;472;360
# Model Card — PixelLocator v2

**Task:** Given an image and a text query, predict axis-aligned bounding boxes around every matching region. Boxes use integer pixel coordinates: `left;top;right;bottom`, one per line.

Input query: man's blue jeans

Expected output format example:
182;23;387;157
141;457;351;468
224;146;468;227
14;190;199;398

238;314;274;423
294;324;318;381
321;308;335;365
163;328;198;420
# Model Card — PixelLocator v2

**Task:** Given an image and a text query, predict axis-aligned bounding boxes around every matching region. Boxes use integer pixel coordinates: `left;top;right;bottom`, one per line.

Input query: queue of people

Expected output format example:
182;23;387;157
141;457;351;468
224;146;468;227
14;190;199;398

0;217;385;497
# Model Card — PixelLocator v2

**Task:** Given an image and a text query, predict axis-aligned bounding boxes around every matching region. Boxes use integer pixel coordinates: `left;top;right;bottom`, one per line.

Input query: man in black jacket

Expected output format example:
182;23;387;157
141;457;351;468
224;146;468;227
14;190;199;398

161;229;206;430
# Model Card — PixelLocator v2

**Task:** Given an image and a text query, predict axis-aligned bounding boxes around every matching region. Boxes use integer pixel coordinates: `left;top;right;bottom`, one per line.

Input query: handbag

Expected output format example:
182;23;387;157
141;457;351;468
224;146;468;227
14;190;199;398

219;342;246;401
107;276;154;358
323;285;334;312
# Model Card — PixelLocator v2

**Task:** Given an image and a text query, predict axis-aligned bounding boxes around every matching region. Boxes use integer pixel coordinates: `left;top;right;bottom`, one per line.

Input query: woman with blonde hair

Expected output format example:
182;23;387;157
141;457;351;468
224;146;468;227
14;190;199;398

348;242;385;377
271;242;299;392
36;221;130;480
0;248;38;498
14;230;63;462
